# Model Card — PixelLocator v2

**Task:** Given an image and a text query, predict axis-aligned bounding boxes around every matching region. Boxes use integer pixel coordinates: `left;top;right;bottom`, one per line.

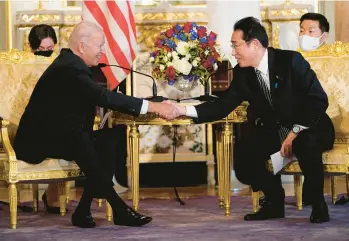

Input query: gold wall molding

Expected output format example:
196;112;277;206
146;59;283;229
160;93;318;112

300;41;349;58
135;12;208;22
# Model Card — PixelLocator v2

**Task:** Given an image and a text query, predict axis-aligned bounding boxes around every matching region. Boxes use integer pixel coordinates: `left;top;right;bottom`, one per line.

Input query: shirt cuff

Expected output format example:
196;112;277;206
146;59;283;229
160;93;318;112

294;124;309;130
140;100;149;114
186;106;198;118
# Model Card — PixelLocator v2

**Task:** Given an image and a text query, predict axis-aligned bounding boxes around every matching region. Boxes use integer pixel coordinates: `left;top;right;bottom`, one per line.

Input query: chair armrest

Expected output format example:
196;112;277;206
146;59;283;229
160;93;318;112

1;119;18;171
93;115;101;131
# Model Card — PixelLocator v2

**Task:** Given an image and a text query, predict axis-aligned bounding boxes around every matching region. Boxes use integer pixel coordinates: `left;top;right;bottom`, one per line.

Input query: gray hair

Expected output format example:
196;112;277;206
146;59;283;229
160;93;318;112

68;21;103;49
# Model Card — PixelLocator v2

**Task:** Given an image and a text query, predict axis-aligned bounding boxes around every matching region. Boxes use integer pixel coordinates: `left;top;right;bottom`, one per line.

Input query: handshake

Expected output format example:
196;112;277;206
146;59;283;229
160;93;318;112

148;101;187;120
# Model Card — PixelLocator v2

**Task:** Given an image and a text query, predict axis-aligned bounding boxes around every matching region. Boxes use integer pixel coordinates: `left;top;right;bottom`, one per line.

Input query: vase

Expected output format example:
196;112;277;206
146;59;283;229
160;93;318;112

174;76;196;92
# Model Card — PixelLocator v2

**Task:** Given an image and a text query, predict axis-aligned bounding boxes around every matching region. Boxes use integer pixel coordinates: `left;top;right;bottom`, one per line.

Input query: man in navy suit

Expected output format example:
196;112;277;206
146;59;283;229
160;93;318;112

172;17;334;223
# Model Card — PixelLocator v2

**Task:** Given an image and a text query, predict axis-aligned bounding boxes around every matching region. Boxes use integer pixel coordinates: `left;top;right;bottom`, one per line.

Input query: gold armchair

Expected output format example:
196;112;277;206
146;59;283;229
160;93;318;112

252;42;349;211
0;50;84;229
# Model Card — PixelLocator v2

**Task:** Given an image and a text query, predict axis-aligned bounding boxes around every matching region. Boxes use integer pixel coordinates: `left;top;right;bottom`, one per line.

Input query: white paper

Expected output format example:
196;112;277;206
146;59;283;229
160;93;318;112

270;151;296;175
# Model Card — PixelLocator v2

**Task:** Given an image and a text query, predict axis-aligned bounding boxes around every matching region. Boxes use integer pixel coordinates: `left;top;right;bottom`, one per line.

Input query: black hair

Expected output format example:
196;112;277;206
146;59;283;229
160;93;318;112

233;16;268;48
300;13;330;33
28;24;58;50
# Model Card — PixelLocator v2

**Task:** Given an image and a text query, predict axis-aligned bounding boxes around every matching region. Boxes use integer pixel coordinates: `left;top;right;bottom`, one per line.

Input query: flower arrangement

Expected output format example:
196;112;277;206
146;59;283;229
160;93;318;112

149;22;222;86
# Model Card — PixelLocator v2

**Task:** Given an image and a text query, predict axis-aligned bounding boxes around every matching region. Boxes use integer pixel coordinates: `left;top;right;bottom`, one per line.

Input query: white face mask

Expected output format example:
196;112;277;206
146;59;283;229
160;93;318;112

298;34;324;51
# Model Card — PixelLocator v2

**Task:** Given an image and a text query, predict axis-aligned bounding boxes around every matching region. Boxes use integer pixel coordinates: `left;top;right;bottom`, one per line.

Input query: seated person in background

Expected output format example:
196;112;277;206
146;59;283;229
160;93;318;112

14;21;177;228
299;12;330;206
299;13;330;51
30;24;61;214
28;24;57;57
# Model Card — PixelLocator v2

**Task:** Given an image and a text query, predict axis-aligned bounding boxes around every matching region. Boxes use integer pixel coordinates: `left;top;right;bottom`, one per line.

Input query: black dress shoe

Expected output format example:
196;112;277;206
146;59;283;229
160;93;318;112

71;212;96;228
42;192;68;214
259;196;267;206
244;200;285;221
310;202;330;223
114;207;152;227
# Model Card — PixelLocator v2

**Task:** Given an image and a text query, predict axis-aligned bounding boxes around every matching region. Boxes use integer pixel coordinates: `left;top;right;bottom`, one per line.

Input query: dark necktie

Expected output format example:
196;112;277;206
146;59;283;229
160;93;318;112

255;69;290;142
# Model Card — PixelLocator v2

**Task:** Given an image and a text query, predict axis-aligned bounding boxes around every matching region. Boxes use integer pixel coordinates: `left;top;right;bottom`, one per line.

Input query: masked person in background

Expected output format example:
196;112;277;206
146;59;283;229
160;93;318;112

299;13;330;52
299;13;330;206
28;24;57;57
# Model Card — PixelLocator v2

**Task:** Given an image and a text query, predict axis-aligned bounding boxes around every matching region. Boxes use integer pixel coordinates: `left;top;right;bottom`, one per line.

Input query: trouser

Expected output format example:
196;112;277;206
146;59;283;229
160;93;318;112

234;115;334;205
72;128;128;214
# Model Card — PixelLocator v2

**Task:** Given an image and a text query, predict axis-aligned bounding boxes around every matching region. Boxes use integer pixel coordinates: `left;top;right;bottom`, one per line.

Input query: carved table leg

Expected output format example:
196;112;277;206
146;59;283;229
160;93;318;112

221;122;233;216
215;126;224;208
58;182;67;216
129;124;140;211
206;123;216;187
106;200;113;222
294;175;303;210
331;176;337;204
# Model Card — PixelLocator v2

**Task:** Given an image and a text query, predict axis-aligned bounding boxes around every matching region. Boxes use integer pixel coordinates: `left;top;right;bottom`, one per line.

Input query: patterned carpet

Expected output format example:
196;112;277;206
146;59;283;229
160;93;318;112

1;196;349;241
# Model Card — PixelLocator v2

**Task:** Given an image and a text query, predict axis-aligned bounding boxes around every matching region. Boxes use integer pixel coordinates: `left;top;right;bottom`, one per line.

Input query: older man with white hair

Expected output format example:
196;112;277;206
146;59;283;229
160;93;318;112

14;21;177;228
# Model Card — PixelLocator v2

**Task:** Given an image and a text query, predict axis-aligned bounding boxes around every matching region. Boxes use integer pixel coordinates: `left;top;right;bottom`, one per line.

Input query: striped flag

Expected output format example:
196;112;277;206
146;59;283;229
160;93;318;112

82;0;138;90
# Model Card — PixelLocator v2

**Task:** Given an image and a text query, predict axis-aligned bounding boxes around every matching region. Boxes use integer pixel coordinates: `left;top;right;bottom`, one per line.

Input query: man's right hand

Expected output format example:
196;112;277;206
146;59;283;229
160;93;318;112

148;101;180;120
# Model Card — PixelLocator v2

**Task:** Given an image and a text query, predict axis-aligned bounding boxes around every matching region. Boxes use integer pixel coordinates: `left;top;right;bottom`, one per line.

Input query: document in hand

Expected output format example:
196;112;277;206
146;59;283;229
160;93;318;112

270;151;297;175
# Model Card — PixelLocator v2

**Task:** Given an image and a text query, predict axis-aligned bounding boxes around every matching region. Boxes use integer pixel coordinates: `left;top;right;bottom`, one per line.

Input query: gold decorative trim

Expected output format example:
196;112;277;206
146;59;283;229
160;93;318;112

135;12;208;22
300;42;349;58
20;14;61;24
269;8;309;19
0;49;55;64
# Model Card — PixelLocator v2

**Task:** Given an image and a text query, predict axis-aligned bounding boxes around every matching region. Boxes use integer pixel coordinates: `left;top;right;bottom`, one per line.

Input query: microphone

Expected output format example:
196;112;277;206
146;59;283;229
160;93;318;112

98;63;169;102
179;67;234;102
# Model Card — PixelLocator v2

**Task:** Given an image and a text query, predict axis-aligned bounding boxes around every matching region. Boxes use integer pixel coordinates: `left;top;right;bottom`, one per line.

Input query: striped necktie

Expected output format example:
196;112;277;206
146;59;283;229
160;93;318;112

255;69;290;142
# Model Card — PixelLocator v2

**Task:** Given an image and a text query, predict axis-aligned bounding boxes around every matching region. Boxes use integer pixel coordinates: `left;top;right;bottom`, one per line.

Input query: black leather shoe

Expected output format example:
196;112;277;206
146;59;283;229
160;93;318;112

42;192;68;214
114;207;152;227
244;200;285;221
259;196;267;206
71;212;96;228
310;202;330;223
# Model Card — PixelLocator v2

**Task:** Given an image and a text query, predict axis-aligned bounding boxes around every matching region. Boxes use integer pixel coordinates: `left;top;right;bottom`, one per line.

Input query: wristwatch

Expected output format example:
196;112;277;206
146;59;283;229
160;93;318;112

292;125;302;134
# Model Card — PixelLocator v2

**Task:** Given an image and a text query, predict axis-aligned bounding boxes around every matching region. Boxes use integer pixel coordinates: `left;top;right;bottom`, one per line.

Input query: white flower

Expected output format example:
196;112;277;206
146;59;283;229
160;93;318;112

167;52;172;57
204;50;209;56
185;53;191;60
163;56;168;62
149;57;155;62
173;58;192;75
159;64;165;71
176;41;190;56
172;51;178;56
173;55;179;61
192;60;198;67
167;62;173;67
213;63;218;71
195;57;201;61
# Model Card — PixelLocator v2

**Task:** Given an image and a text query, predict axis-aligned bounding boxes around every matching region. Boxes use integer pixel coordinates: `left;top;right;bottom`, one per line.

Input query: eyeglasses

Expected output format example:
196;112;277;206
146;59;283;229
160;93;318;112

230;41;250;50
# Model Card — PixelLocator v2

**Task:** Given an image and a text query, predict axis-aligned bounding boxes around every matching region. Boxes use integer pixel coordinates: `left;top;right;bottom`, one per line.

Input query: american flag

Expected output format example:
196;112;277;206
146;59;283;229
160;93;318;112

82;0;138;90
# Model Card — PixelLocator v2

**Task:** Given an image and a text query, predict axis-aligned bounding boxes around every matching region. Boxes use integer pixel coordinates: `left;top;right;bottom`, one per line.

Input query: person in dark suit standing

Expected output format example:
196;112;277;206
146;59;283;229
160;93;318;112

172;17;334;223
14;21;178;228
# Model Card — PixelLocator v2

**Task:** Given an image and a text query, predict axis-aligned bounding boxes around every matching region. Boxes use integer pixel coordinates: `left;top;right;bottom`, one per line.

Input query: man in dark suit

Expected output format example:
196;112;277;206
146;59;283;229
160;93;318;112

172;17;334;223
14;21;177;228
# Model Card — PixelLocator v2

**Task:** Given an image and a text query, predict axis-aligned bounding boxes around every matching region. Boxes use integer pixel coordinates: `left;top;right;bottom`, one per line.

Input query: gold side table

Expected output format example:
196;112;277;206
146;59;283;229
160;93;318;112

113;102;248;216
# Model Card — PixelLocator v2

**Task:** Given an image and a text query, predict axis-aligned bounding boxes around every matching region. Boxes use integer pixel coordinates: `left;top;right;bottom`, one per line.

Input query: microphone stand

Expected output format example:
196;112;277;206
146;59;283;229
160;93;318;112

98;63;175;102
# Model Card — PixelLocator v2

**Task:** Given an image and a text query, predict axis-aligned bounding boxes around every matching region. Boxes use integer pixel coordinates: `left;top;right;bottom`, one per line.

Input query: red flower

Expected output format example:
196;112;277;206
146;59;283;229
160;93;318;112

165;28;175;38
202;59;213;69
165;66;176;80
197;26;207;38
155;38;163;48
208;39;216;47
208;31;217;40
200;42;208;48
152;50;160;57
183;22;192;33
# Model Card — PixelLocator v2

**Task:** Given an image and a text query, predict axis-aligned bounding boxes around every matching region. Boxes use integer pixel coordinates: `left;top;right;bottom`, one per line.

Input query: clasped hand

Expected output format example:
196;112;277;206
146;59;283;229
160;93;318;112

148;101;185;120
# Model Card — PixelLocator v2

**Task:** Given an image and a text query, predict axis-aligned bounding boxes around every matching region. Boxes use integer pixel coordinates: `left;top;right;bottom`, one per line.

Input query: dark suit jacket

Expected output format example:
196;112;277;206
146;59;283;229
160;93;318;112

194;47;331;134
14;48;142;163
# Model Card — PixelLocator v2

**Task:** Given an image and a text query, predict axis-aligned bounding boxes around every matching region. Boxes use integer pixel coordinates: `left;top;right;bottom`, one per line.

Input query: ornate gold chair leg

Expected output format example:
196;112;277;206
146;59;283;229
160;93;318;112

58;182;67;216
346;174;349;196
252;191;260;213
331;176;337;204
9;183;17;229
32;184;39;212
294;175;302;210
65;181;71;204
97;199;103;207
106;200;113;222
